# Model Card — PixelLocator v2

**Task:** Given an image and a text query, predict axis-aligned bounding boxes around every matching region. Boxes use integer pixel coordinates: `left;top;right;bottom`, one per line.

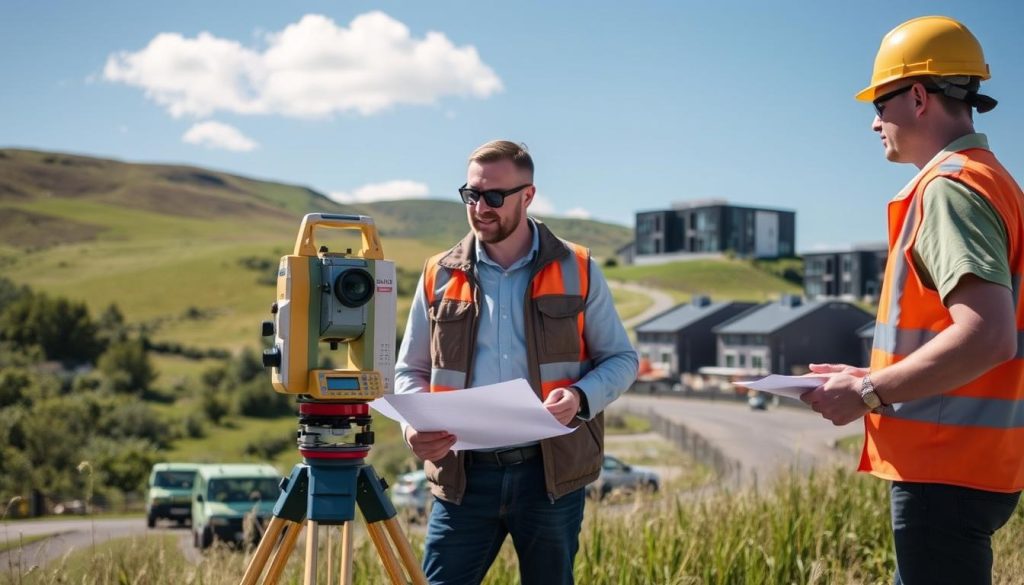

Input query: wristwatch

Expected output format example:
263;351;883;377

860;375;882;412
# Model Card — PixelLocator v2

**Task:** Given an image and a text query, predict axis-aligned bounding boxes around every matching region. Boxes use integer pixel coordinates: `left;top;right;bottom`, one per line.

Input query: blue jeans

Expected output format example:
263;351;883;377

422;457;585;585
891;481;1020;585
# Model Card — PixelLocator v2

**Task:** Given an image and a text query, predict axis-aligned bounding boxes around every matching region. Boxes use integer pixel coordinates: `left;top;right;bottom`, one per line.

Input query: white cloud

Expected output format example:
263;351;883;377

182;121;259;152
103;12;503;119
328;180;430;204
529;193;557;215
528;193;593;220
563;207;591;219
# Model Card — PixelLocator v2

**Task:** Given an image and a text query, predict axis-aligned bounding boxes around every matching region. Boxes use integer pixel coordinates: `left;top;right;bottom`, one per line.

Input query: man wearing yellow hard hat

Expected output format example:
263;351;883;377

801;16;1024;584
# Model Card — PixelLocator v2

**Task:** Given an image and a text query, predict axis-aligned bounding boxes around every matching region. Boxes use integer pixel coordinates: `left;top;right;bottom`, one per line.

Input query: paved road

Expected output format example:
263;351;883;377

0;518;192;571
615;395;858;486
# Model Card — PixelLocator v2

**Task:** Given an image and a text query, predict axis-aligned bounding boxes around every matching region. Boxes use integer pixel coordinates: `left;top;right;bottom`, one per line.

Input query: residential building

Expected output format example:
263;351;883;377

635;296;757;377
803;244;887;302
709;295;874;376
635;200;796;260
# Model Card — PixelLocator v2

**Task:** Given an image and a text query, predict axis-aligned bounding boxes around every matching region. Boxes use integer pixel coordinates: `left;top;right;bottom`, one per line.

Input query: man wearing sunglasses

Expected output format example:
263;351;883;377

395;140;638;584
801;16;1024;585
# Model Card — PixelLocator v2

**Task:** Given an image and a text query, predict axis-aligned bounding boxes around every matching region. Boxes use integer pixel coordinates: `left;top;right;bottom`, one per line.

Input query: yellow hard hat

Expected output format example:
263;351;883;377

856;16;990;102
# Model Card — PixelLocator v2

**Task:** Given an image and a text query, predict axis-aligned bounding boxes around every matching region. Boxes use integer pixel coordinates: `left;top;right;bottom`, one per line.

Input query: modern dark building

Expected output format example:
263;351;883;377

709;295;874;376
803;244;888;302
635;200;796;259
635;296;757;377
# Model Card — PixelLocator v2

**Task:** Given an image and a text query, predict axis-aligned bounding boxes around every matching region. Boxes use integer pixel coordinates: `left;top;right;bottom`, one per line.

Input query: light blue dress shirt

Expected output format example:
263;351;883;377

394;219;638;446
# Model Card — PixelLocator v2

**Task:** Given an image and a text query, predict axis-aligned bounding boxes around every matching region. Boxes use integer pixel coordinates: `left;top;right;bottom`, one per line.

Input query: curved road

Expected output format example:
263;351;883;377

0;518;195;571
616;395;858;486
609;280;675;330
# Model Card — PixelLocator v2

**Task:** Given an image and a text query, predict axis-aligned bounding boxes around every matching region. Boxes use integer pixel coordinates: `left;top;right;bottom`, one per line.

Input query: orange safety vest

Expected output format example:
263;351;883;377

862;146;1024;492
422;239;591;399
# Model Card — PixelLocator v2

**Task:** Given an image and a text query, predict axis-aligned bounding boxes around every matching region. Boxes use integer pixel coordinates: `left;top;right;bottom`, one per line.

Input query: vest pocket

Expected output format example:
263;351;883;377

534;295;585;362
429;300;473;371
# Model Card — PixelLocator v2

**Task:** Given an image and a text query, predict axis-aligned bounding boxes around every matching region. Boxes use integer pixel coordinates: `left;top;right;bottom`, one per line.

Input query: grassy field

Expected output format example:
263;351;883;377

9;468;1024;585
605;258;801;304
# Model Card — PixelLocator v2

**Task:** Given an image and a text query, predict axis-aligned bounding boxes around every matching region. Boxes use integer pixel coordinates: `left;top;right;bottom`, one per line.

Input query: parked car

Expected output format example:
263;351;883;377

146;463;201;528
390;470;430;522
748;391;769;411
191;463;281;549
587;455;660;500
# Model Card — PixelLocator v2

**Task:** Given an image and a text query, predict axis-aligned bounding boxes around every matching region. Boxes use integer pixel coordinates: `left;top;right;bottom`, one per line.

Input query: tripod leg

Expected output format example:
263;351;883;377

340;522;353;585
304;520;320;585
366;521;406;584
240;516;288;585
383;518;429;585
264;520;303;585
326;528;334;585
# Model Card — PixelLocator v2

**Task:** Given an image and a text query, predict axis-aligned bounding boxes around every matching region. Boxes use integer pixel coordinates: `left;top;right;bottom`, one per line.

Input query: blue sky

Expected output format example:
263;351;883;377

3;1;1023;251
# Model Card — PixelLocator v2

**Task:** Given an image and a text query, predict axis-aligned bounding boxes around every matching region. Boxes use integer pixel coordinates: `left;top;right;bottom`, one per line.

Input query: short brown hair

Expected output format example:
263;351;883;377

468;140;534;179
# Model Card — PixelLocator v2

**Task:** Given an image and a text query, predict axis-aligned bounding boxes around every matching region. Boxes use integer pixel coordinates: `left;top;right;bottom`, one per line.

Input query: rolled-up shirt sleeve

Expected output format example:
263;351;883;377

573;260;639;419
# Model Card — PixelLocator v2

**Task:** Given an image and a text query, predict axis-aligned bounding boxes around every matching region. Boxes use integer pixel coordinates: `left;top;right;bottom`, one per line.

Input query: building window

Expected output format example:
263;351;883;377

752;356;763;370
661;351;672;364
725;354;735;367
738;354;746;367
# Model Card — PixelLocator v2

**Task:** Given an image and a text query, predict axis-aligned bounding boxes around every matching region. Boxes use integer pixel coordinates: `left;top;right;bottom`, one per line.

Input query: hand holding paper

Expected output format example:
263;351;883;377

733;374;826;399
370;379;576;451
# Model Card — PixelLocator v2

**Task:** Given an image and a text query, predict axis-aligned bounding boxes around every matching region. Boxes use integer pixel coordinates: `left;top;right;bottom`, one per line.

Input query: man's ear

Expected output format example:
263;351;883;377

522;186;535;209
912;84;931;116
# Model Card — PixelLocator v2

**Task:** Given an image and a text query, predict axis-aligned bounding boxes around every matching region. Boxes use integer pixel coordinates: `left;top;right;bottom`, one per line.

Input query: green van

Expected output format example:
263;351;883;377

191;463;282;549
146;463;201;528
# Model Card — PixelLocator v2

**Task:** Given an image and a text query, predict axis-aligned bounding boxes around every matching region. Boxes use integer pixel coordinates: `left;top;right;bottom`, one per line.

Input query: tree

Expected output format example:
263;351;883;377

97;339;155;394
96;303;129;346
0;293;101;364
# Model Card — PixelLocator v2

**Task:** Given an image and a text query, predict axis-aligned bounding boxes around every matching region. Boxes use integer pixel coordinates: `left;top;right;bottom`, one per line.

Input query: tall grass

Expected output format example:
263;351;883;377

7;467;1023;584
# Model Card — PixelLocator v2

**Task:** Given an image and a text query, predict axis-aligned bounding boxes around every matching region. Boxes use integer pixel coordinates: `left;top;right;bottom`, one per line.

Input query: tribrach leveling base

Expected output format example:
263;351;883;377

237;404;426;585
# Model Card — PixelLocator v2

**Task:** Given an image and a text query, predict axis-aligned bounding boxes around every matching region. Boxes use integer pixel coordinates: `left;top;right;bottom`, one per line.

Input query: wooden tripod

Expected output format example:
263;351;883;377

238;461;427;585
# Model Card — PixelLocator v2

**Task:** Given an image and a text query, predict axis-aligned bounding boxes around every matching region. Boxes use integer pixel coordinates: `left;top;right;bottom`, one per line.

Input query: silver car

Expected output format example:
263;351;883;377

588;454;660;499
390;470;430;521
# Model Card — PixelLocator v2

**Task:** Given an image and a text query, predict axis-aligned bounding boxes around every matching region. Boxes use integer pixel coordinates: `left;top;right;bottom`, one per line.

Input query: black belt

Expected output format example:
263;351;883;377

466;445;541;466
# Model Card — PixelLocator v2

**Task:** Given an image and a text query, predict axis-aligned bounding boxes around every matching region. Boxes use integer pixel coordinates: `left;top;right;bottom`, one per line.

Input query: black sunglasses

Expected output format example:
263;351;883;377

458;183;532;208
873;84;941;117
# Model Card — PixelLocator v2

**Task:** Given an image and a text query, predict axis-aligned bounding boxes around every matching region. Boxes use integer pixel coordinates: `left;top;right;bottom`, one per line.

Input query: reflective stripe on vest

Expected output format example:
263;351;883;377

863;148;1024;492
423;243;591;398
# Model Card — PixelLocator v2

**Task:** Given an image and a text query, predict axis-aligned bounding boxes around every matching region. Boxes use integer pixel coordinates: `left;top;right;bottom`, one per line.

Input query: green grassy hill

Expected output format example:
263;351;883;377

604;258;802;303
0;148;633;358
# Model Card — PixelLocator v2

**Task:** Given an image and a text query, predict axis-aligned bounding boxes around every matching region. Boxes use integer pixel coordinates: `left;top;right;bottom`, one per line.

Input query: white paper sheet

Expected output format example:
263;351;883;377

733;374;826;399
369;378;576;450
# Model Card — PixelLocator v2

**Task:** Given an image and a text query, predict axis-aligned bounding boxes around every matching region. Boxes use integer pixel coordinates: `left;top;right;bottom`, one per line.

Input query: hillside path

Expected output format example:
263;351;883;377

608;280;675;329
